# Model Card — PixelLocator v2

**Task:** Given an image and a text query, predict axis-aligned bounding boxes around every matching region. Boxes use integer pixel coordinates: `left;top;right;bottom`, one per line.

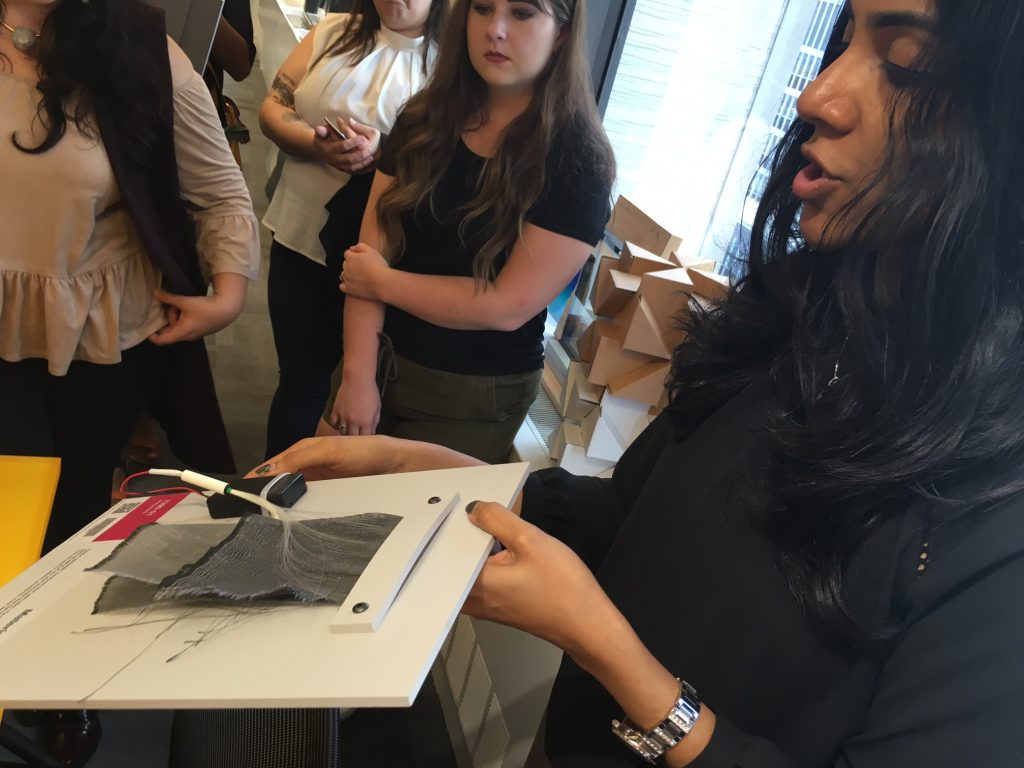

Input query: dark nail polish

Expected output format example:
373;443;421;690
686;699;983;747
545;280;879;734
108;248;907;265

465;500;480;514
255;464;272;475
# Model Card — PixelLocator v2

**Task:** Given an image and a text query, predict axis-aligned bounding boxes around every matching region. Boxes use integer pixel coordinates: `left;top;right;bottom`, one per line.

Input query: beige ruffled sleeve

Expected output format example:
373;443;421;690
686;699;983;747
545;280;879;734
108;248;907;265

167;37;260;280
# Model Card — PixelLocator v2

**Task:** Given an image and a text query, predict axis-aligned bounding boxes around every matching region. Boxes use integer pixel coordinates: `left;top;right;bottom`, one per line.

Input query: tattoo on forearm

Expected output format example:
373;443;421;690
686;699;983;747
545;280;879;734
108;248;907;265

271;73;297;109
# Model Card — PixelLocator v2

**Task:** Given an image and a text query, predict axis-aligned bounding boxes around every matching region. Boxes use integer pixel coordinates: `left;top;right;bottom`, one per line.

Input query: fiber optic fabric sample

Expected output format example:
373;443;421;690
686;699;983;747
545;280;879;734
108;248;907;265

89;514;401;613
90;522;238;613
157;514;400;603
93;575;162;613
89;522;238;583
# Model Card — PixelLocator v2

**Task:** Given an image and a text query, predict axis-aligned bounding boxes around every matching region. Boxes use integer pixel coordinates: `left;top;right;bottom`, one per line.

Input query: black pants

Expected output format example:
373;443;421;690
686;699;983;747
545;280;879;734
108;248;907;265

265;240;345;458
0;343;163;553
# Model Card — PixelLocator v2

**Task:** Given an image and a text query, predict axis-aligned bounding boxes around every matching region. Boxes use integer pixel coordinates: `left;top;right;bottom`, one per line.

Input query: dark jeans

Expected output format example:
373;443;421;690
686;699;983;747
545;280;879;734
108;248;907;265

0;342;163;552
265;240;345;459
379;354;542;464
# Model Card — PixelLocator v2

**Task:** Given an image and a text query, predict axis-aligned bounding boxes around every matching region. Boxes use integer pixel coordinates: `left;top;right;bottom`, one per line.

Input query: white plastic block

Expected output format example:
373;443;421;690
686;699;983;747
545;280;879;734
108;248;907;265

600;392;653;447
550;422;585;462
582;409;625;464
558;443;616;477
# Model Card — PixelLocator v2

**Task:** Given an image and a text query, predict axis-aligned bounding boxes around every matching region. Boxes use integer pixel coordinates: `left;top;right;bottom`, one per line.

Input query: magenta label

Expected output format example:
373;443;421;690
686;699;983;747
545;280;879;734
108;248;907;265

94;495;188;541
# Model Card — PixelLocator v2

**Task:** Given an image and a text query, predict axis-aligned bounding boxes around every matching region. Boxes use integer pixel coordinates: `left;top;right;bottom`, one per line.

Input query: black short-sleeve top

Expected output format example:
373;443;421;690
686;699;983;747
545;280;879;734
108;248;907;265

377;115;611;375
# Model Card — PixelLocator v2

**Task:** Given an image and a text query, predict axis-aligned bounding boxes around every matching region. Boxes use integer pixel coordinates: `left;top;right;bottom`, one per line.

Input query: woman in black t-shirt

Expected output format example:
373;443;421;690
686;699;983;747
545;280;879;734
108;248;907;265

326;0;615;462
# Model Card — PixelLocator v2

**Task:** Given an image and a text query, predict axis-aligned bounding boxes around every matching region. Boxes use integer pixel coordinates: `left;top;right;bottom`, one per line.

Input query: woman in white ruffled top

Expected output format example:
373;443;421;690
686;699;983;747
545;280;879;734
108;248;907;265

0;0;259;551
259;0;446;458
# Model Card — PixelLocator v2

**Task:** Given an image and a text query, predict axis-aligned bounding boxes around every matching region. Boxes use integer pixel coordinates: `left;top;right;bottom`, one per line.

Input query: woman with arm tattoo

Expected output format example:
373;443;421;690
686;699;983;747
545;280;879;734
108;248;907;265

258;0;448;458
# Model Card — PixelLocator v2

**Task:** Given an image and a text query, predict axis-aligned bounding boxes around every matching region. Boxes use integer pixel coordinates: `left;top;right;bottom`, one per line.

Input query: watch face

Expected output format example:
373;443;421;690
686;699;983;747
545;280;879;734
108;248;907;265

625;733;646;749
612;684;702;763
612;719;661;762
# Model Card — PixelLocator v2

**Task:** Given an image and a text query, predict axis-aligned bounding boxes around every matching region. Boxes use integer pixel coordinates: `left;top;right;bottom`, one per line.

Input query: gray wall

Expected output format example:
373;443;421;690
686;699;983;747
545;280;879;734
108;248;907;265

147;0;225;73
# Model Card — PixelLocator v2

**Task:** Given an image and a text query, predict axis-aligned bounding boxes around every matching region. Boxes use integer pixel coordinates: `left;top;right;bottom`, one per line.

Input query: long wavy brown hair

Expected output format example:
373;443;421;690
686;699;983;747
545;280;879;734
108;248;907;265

310;0;448;74
377;0;615;281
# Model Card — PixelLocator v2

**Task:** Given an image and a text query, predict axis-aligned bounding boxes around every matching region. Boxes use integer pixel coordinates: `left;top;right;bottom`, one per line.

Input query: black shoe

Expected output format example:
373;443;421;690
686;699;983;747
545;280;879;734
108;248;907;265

6;709;42;728
36;710;102;767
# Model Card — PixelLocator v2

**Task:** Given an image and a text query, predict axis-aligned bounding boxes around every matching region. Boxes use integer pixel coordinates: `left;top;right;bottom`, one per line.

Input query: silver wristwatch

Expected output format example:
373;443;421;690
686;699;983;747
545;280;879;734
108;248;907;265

611;679;701;764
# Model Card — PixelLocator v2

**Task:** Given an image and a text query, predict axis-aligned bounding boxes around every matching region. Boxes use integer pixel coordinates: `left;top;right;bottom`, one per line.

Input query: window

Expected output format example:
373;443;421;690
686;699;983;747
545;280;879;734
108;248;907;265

600;0;844;273
734;0;846;273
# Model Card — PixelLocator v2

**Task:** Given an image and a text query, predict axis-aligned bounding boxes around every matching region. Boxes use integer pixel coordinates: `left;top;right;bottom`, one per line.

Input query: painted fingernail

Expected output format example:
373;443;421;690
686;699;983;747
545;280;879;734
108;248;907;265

465;500;480;514
254;464;272;475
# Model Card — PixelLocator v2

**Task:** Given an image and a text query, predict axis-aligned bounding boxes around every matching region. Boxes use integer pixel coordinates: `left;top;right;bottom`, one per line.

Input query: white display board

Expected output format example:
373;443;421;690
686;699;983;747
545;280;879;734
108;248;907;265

0;463;528;708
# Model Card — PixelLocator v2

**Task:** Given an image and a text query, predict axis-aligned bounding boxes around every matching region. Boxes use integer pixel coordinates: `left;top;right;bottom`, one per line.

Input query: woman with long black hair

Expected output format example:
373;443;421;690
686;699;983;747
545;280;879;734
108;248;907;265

260;0;1024;764
0;0;258;551
0;0;258;760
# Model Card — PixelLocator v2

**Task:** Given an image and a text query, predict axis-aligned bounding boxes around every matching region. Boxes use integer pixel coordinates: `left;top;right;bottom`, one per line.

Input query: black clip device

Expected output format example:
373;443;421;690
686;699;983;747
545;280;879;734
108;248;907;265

206;473;308;519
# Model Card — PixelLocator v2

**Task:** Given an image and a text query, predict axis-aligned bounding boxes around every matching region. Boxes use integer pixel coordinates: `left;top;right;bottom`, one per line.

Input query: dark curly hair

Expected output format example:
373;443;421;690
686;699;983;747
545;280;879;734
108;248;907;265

668;1;1024;651
2;0;162;154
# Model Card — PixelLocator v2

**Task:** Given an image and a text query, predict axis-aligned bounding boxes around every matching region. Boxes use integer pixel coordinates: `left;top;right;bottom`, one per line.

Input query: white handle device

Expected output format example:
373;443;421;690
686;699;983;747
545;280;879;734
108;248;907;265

149;469;282;519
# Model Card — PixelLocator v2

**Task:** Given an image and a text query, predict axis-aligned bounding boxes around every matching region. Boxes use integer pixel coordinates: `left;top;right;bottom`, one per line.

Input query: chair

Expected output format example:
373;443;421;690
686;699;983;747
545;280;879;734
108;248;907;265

168;709;342;768
0;456;59;586
0;456;64;768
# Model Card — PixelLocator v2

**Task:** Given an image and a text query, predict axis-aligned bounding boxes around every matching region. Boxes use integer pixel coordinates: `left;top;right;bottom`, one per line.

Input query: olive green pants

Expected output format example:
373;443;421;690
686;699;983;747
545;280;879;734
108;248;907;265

378;354;541;464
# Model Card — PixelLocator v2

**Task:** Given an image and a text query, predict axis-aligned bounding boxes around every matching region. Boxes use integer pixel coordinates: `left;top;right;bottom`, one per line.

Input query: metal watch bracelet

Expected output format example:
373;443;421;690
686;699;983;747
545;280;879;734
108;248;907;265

611;679;702;764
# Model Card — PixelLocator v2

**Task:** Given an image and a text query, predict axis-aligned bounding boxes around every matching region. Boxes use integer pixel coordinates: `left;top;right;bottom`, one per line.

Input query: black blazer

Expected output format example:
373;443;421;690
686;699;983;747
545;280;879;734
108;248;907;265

95;1;235;473
523;376;1024;767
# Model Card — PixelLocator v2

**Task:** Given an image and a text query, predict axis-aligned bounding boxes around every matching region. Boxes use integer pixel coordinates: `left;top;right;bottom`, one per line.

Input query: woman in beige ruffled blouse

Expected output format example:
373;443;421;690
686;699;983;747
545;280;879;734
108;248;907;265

0;0;259;552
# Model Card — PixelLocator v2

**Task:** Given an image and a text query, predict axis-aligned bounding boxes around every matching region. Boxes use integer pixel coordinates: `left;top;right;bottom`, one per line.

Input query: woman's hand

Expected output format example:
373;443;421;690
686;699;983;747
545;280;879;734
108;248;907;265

312;118;381;174
148;274;246;345
312;127;374;174
249;433;485;480
249;435;403;480
463;502;620;658
340;243;391;301
464;502;718;766
347;118;382;163
329;373;381;436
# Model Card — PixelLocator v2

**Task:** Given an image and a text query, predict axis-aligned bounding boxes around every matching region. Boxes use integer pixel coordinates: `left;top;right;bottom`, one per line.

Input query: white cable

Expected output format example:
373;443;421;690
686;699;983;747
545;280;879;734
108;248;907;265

229;489;283;520
181;470;230;496
146;469;282;520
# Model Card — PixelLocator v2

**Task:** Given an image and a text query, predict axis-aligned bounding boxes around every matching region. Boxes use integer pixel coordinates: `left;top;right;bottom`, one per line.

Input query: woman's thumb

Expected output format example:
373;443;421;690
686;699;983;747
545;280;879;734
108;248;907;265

466;501;525;546
348;117;374;138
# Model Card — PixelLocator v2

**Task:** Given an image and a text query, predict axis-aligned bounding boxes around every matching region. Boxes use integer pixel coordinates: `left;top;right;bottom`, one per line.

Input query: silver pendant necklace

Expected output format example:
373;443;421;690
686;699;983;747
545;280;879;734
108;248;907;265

1;19;41;54
826;358;842;389
816;335;849;401
829;335;850;388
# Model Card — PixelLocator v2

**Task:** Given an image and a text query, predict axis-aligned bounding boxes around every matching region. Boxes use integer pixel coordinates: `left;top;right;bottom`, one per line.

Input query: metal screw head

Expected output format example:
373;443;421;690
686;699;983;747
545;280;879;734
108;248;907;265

428;496;441;504
353;602;369;614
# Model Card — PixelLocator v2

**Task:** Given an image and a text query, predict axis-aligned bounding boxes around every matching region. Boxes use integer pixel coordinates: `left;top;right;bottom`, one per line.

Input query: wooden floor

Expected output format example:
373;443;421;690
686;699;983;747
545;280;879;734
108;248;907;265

205;62;279;474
